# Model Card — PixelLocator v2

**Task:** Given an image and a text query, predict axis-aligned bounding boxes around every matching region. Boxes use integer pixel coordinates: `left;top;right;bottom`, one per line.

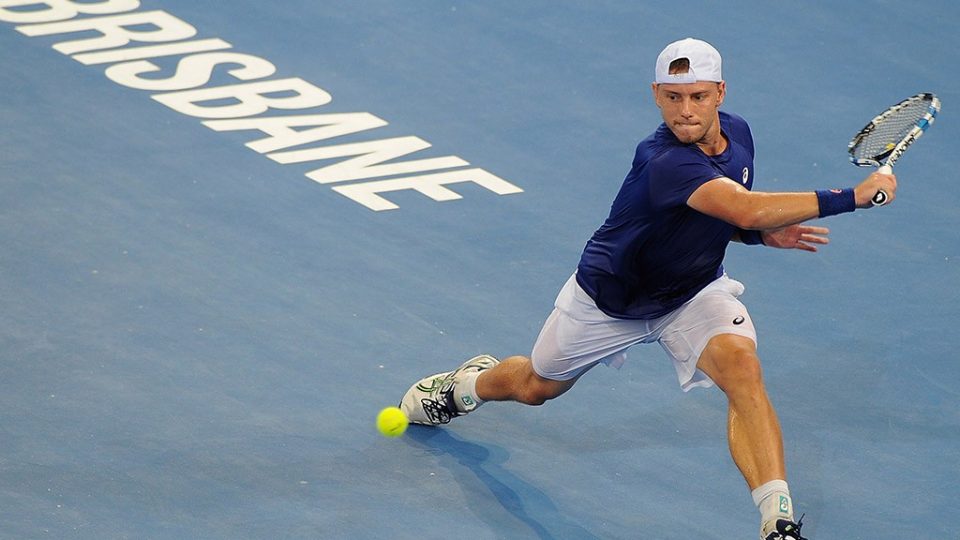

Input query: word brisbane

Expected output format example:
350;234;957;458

1;1;523;211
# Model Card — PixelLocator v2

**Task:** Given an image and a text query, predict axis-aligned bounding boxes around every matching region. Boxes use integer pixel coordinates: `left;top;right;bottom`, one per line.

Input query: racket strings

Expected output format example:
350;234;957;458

850;99;931;160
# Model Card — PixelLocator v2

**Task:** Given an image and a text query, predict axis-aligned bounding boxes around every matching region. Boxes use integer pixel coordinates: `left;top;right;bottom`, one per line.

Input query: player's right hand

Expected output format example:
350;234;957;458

854;169;897;208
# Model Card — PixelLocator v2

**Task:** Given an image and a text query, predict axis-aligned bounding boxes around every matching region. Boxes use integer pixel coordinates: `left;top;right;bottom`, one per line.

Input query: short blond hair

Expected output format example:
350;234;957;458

668;58;690;75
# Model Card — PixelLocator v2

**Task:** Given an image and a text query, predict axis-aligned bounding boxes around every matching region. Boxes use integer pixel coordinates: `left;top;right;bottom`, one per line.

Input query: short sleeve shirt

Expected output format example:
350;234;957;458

575;111;755;319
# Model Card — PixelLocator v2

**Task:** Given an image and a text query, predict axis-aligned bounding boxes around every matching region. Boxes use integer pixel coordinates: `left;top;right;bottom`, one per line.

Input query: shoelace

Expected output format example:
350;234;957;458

420;387;461;425
792;514;806;540
766;514;807;540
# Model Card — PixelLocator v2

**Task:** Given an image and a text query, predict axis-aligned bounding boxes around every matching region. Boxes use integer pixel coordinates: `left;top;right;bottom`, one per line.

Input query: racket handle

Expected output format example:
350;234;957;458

872;164;893;206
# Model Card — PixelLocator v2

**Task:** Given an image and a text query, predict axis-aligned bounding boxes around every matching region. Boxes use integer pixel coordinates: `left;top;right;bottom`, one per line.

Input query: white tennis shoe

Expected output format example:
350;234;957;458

399;354;499;425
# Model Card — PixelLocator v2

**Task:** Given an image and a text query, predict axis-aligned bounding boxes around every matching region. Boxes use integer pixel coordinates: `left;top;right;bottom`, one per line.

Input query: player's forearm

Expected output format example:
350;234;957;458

689;178;858;231
736;191;822;230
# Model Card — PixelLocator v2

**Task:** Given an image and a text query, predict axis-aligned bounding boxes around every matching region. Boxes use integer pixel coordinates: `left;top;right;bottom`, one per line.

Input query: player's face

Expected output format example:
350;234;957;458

652;81;726;146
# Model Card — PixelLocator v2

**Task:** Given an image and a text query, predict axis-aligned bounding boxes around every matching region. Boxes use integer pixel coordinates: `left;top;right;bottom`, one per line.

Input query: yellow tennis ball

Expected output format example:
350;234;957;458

376;406;408;438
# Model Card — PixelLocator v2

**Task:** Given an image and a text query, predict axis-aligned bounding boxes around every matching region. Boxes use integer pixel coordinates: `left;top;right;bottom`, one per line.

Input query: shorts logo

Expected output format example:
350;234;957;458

733;316;745;325
742;167;750;184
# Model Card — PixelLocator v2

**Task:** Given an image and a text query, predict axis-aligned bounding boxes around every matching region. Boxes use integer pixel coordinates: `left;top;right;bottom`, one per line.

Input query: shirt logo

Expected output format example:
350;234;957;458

741;167;750;185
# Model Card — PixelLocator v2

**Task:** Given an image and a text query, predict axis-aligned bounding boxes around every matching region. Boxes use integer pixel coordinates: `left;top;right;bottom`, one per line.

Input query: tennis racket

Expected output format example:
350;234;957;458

848;92;940;206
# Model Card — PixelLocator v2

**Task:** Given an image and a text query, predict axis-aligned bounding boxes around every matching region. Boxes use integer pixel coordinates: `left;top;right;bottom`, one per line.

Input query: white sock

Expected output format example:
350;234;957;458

752;479;793;528
453;371;484;412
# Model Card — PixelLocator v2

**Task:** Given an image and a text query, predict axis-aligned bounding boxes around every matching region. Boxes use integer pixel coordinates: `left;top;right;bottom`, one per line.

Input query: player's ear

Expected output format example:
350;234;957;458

651;83;660;106
716;81;726;106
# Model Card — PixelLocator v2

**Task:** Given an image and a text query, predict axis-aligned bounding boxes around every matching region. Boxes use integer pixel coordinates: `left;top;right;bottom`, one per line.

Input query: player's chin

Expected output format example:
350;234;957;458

670;124;703;143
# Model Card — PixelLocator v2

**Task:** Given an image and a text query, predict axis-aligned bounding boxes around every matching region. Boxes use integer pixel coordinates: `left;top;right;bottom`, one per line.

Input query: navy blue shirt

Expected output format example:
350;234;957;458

576;111;755;319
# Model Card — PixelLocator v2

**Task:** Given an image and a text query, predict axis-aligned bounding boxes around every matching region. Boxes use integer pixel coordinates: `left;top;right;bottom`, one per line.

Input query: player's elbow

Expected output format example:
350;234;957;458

731;194;776;230
690;181;766;230
733;208;766;230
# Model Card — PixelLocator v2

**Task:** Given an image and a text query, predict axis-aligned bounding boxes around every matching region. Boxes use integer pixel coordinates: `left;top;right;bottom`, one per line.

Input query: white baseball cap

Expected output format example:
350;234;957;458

654;38;722;84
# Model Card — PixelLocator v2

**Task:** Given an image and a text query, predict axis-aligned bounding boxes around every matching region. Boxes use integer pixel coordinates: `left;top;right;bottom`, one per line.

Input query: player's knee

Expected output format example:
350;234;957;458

518;375;567;406
518;383;553;406
519;392;547;406
719;350;763;391
703;338;763;391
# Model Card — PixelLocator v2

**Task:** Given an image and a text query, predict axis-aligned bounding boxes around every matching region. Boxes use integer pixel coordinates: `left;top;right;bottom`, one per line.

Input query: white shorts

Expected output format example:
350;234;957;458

530;274;757;391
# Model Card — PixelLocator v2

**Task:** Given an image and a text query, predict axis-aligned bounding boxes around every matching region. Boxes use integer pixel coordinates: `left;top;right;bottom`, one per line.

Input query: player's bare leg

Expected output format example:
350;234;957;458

696;334;785;486
399;354;576;426
697;334;806;539
474;355;579;405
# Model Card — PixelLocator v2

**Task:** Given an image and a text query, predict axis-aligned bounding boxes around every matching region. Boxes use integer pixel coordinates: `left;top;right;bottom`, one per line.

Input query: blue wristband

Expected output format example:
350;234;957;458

816;188;856;217
738;229;764;245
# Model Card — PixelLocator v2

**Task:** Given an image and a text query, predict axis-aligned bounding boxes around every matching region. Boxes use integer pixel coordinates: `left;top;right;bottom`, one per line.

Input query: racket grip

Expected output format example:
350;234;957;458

872;164;893;206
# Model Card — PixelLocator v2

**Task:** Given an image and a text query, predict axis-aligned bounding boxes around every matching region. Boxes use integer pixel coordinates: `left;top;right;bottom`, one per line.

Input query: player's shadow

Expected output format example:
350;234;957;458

405;426;601;540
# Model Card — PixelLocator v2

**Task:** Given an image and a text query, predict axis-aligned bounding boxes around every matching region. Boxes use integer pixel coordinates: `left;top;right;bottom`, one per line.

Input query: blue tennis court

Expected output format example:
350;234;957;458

1;1;958;538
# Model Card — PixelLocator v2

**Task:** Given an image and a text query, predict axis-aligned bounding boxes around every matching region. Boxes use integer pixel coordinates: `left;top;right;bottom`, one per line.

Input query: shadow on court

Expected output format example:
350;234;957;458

404;426;602;540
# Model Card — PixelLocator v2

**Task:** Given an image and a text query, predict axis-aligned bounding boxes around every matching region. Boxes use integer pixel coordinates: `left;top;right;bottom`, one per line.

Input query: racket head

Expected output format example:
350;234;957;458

848;92;940;168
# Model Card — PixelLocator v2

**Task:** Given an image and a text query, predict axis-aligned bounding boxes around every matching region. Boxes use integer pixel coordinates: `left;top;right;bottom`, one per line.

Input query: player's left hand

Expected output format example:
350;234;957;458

761;224;829;252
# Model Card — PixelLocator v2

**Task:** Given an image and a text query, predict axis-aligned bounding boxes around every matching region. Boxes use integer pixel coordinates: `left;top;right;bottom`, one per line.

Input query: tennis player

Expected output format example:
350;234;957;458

399;37;896;540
